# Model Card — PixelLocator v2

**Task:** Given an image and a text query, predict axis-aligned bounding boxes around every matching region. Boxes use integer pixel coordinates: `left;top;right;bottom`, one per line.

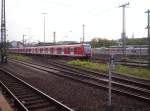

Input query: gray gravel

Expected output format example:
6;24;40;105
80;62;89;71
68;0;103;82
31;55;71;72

1;59;150;111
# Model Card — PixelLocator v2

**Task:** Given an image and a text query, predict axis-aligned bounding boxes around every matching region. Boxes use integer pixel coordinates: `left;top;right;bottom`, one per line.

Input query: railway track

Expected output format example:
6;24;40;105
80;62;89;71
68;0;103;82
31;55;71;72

8;59;150;103
47;56;148;68
44;59;150;86
0;68;73;111
115;61;148;67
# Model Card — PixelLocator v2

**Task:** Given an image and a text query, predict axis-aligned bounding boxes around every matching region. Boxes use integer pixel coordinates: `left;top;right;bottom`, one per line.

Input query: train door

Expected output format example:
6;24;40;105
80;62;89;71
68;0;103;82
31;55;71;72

57;48;61;55
50;48;53;55
74;47;78;56
53;48;57;55
47;47;51;55
64;47;70;55
61;48;64;55
45;48;48;54
70;47;74;55
40;48;43;54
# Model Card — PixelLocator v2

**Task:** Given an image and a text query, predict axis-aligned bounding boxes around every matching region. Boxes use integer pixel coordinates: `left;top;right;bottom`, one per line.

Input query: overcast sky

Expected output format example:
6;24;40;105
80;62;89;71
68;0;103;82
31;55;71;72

4;0;150;43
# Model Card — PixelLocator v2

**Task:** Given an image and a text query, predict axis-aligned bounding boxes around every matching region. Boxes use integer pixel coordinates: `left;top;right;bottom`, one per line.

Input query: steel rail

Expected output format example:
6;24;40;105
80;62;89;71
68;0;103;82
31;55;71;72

46;60;150;89
0;68;74;111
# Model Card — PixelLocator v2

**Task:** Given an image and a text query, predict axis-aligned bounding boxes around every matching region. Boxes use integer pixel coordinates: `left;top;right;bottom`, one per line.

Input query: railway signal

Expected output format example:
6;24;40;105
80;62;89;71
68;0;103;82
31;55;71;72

108;54;115;107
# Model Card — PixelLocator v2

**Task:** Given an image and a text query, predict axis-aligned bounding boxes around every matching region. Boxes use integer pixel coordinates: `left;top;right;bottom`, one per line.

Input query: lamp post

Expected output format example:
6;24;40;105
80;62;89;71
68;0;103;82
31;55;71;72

82;24;85;44
41;13;48;45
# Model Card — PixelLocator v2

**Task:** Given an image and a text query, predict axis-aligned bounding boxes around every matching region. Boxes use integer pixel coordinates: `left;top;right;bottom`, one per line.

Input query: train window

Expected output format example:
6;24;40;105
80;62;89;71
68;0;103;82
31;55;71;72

64;48;67;52
48;48;50;52
74;48;78;52
84;45;91;53
69;48;71;52
50;48;53;53
35;48;37;53
66;48;70;52
131;49;136;53
40;48;43;53
37;48;40;53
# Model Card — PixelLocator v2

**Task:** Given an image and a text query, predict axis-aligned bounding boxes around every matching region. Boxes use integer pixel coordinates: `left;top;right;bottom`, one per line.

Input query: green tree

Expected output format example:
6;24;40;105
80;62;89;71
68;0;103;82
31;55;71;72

126;38;147;45
90;37;118;48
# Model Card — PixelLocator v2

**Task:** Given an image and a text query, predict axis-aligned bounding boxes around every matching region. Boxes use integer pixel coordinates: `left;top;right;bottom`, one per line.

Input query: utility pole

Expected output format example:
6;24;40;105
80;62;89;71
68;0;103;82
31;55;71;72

119;2;129;55
145;9;150;67
82;24;85;44
1;0;7;63
53;31;56;45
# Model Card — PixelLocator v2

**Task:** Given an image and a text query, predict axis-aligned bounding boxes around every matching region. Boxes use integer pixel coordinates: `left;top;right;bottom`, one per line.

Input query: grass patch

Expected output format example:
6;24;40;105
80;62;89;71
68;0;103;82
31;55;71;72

67;60;150;79
9;54;32;61
115;65;150;79
67;60;108;72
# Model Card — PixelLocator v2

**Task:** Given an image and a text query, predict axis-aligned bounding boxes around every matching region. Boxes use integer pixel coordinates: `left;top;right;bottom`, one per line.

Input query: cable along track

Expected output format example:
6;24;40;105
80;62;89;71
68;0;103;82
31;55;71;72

0;68;73;111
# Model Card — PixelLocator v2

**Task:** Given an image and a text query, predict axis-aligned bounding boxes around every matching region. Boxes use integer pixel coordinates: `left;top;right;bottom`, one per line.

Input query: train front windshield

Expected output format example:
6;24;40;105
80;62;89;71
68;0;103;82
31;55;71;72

83;44;91;53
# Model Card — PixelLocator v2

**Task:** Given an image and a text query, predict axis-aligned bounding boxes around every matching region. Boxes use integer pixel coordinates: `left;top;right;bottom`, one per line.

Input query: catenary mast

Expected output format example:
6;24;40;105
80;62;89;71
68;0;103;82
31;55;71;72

1;0;7;63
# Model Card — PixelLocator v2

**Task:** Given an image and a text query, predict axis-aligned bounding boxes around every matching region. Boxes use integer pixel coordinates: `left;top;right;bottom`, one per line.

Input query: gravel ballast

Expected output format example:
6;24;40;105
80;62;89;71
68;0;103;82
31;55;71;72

1;58;150;111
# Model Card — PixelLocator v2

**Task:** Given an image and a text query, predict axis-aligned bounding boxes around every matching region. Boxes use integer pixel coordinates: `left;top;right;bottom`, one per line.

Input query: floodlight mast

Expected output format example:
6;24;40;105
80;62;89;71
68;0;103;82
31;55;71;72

1;0;7;63
119;2;129;55
41;13;48;45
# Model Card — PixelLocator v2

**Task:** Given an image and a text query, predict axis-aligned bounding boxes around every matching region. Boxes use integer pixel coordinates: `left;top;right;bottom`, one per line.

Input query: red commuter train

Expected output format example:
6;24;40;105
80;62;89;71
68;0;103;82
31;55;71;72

9;44;92;58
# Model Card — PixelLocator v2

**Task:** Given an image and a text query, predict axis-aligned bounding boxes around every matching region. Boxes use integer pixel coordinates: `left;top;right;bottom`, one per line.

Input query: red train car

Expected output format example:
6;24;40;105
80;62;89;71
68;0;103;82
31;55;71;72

9;44;92;58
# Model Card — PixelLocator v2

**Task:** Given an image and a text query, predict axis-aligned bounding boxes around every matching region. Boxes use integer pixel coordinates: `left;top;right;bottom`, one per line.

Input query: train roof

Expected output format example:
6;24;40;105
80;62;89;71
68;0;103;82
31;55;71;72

9;44;91;49
108;45;148;48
